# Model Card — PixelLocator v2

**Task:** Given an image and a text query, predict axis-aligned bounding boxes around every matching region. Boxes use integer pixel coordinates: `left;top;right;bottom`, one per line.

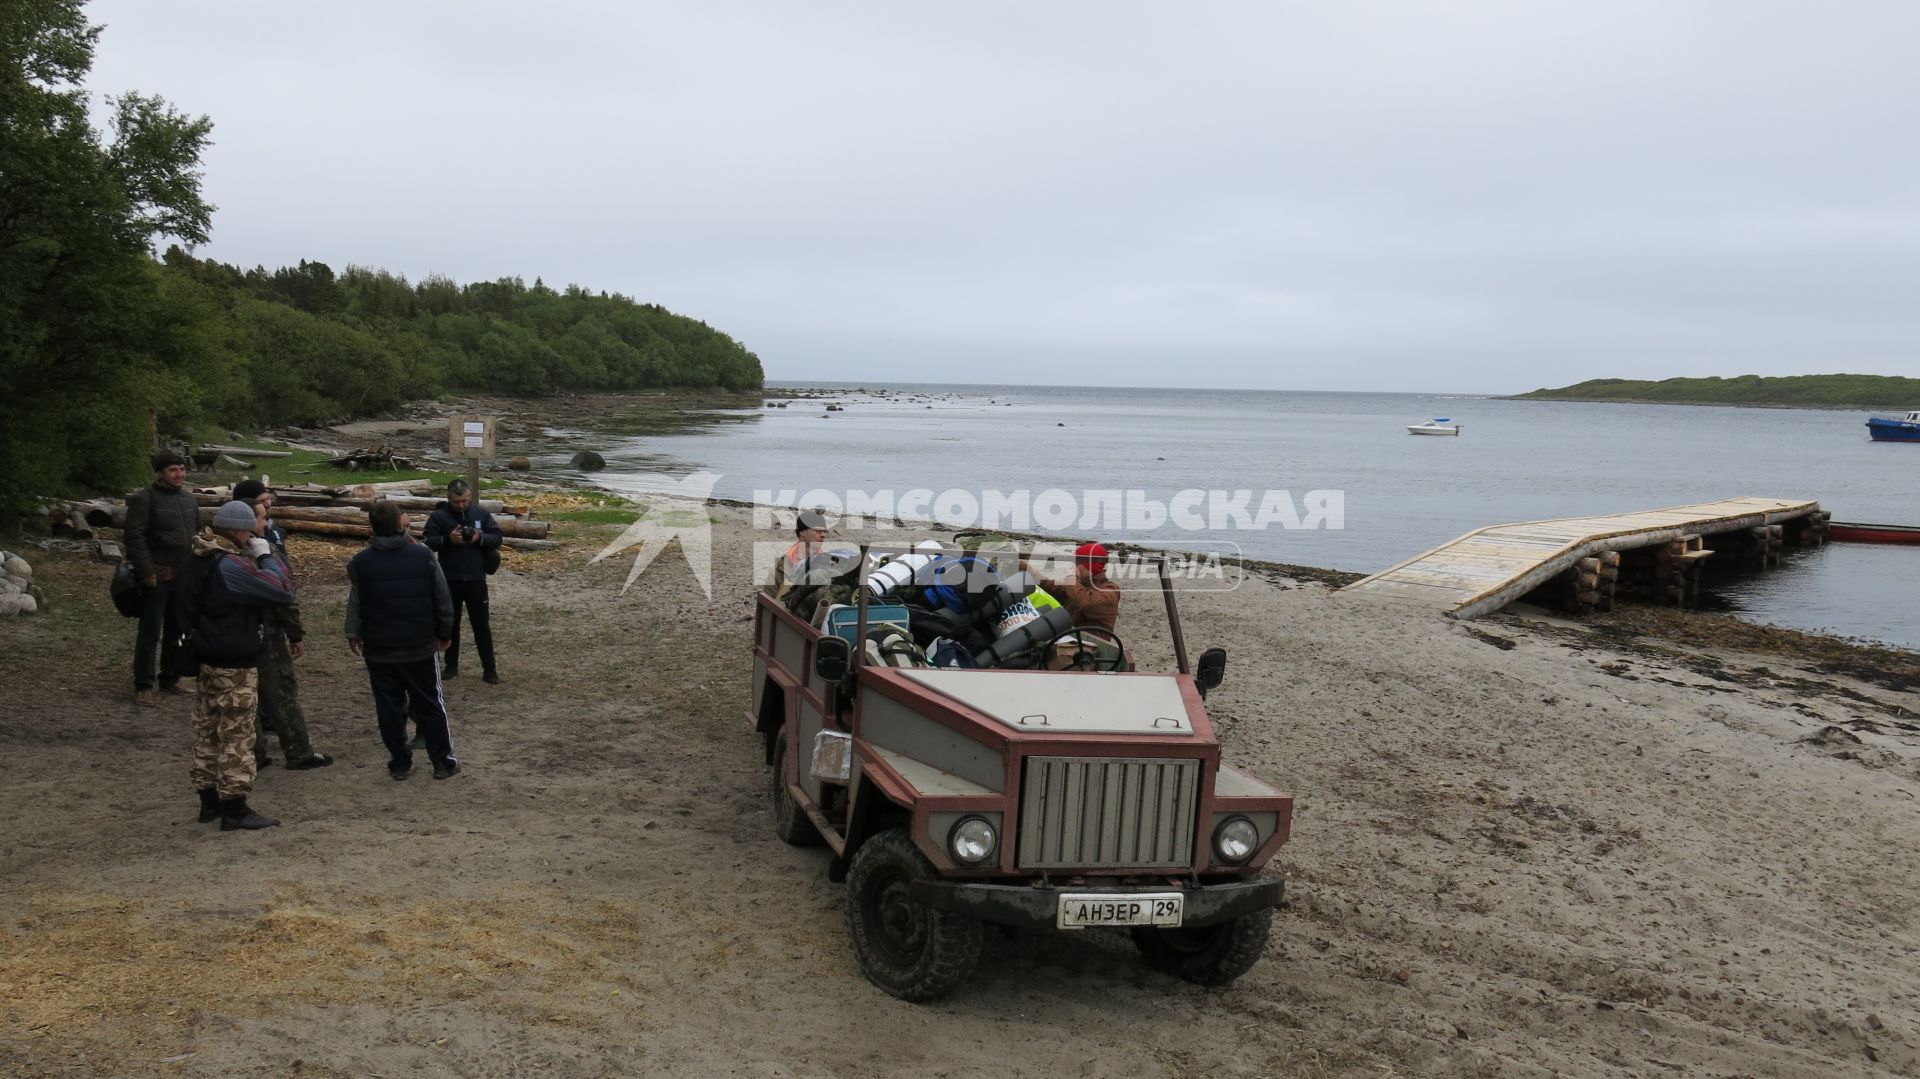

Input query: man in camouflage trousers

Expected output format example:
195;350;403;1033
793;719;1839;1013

234;480;332;770
171;500;298;830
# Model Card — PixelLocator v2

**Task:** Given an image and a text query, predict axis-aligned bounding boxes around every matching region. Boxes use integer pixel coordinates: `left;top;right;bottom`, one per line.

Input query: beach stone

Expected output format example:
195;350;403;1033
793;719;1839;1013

26;583;48;611
4;556;29;579
508;456;531;471
570;451;606;472
0;595;24;616
0;578;19;595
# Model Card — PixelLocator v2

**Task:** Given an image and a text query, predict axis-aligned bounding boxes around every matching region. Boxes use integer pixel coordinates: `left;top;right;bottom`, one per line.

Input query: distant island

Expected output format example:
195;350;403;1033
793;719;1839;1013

1505;374;1920;410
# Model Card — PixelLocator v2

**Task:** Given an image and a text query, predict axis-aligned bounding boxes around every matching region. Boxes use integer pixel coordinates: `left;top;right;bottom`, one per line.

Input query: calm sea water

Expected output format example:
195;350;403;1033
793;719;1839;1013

574;383;1919;650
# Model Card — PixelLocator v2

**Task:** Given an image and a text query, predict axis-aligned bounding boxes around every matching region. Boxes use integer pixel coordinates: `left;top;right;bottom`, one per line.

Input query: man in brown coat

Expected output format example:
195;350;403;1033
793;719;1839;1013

125;451;201;705
1023;542;1121;632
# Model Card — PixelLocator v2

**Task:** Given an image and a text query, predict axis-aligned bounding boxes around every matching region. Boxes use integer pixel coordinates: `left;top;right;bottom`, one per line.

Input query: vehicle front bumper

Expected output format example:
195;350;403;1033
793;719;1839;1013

908;877;1282;929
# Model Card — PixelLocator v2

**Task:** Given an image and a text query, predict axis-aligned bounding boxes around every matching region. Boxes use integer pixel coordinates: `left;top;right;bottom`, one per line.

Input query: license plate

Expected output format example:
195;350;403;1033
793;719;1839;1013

1056;892;1184;930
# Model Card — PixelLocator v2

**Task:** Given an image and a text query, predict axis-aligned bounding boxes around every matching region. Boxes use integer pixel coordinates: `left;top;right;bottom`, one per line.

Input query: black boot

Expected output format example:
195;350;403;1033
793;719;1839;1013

197;788;220;823
219;796;280;831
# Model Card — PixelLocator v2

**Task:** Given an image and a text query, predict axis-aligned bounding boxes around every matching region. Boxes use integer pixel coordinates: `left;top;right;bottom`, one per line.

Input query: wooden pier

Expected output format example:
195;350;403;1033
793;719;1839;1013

1339;497;1827;619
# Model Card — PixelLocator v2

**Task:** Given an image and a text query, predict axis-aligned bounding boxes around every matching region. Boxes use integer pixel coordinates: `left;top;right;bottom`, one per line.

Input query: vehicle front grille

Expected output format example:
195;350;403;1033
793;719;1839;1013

1016;756;1200;870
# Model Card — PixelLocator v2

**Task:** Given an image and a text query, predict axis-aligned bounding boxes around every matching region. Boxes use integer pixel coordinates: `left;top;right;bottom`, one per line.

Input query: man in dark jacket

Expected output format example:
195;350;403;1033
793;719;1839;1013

171;500;298;831
347;501;460;781
233;479;332;770
421;479;503;683
126;451;201;704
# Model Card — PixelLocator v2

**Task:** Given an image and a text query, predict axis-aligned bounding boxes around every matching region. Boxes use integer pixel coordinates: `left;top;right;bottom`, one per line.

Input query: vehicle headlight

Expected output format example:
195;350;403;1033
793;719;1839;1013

948;816;997;866
1213;816;1259;864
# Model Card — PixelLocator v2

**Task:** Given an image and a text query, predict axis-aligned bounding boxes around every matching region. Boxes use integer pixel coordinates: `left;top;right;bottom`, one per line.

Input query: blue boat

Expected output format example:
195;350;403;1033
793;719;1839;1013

1866;410;1920;442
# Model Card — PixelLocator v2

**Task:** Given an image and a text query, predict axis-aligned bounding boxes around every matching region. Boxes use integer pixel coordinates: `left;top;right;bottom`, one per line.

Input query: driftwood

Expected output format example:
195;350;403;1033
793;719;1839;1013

197;504;550;540
201;445;293;458
328;447;412;472
52;509;94;540
347;481;432;498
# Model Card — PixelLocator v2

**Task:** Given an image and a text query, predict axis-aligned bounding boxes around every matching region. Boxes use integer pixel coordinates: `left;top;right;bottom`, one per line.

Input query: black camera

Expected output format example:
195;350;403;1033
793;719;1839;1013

460;524;477;542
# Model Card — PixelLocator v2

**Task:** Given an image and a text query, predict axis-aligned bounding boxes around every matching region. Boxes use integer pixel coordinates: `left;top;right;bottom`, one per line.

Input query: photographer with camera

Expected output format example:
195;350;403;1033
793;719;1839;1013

421;479;504;683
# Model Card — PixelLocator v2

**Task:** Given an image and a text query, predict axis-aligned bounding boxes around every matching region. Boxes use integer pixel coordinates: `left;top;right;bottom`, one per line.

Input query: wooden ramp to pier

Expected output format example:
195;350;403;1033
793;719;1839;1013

1340;497;1822;619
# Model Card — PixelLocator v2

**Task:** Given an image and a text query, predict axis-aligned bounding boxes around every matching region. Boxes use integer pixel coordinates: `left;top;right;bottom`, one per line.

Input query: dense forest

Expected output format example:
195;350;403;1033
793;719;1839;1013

1509;374;1920;410
0;0;761;521
155;249;766;423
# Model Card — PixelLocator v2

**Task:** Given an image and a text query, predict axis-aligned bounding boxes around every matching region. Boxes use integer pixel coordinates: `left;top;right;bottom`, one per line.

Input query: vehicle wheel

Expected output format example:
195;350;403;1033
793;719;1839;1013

846;828;982;1002
1131;908;1272;987
770;730;821;846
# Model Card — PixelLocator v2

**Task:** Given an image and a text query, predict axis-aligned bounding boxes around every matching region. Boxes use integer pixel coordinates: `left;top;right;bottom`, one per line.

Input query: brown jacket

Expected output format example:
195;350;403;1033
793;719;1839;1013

125;481;201;581
1038;575;1121;632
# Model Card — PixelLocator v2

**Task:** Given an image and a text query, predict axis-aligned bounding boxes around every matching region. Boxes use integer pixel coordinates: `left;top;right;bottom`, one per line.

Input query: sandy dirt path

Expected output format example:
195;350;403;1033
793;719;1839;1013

2;505;1916;1077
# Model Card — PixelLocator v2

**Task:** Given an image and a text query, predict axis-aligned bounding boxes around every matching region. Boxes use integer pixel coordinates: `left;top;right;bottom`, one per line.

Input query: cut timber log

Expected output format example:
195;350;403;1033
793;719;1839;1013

272;519;404;539
201;444;292;458
52;509;94;539
198;505;550;540
501;537;561;552
340;495;509;514
347;481;432;498
219;455;256;469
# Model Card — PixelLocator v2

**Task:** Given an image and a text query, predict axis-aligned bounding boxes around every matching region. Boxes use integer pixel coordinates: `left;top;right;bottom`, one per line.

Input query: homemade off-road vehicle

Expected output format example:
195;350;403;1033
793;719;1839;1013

749;545;1294;1001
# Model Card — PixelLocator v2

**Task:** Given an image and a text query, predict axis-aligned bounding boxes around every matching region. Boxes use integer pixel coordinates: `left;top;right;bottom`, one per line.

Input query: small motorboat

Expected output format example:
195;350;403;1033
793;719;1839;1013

1865;410;1920;442
1407;418;1461;436
1828;522;1920;544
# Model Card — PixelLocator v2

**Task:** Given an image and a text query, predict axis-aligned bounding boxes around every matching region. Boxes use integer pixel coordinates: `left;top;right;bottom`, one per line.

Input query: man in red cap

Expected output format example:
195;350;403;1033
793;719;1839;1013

1023;542;1121;632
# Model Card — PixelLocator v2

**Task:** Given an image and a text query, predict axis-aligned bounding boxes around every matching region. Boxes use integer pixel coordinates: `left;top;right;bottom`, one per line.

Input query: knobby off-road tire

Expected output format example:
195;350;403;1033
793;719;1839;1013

846;828;983;1002
1131;908;1272;987
770;731;822;846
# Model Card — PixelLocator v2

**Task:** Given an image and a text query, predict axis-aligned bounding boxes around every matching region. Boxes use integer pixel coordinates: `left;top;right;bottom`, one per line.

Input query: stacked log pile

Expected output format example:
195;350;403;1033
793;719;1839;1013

43;481;559;555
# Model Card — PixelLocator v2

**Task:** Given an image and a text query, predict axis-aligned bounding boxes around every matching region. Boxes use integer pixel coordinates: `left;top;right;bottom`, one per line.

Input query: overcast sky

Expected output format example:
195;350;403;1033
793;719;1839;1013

85;1;1920;393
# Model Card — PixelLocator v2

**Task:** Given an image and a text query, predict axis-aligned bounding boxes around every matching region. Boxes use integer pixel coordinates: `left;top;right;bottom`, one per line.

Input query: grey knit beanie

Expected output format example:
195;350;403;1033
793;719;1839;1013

211;500;258;532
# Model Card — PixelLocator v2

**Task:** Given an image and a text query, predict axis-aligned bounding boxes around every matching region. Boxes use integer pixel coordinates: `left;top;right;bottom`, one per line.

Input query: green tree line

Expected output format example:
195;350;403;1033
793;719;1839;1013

1510;374;1920;410
0;0;762;521
156;250;766;426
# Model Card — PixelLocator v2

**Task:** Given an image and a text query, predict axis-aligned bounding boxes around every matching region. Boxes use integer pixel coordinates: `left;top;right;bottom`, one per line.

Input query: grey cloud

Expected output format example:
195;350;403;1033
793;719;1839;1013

85;0;1920;392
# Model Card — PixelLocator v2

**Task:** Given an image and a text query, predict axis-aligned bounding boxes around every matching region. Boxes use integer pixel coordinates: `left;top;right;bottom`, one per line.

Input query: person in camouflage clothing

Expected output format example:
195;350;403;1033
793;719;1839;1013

170;501;298;830
234;480;332;770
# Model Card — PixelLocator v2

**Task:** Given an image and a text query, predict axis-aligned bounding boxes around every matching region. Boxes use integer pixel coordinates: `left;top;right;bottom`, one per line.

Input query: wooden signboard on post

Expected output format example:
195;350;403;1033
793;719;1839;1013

449;416;497;494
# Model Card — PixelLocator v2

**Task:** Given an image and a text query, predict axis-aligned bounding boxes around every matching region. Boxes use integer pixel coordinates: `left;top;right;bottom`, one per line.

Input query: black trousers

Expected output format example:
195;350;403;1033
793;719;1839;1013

133;579;181;691
446;578;495;674
366;657;454;770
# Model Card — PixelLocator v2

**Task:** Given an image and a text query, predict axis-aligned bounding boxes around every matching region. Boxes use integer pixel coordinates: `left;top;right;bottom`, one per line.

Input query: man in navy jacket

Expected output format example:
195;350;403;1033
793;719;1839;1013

421;479;503;683
347;501;459;781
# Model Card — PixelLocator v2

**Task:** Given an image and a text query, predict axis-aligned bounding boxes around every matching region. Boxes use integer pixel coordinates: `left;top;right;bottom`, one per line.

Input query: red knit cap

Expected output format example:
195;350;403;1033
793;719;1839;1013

1074;542;1109;572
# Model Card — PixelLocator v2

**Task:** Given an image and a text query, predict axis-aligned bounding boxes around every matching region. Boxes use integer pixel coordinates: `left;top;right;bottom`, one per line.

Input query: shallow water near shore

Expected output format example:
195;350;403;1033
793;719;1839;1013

573;382;1919;649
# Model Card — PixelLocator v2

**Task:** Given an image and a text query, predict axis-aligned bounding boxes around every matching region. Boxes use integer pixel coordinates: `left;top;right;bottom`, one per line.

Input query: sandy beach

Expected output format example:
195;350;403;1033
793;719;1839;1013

3;494;1917;1078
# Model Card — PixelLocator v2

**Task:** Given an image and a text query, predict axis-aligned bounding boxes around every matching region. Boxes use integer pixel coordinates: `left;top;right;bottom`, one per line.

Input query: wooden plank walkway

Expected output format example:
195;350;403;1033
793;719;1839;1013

1339;497;1821;619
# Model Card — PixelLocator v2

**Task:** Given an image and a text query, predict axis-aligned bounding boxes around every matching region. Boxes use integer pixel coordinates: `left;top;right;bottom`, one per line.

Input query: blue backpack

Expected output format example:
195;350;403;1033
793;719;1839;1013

915;555;999;613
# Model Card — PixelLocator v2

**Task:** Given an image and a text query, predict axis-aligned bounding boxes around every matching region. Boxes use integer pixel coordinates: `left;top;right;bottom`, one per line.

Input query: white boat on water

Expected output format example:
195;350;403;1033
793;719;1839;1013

1407;418;1461;436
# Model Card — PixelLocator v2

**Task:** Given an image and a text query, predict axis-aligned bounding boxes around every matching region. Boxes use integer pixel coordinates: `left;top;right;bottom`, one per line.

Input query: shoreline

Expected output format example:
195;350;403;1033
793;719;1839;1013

284;392;1916;673
1498;395;1905;413
3;491;1916;1075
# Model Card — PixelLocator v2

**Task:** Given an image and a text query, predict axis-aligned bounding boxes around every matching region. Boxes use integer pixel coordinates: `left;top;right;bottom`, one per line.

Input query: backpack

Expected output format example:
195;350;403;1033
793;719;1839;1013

169;552;267;672
110;559;142;617
914;555;1000;613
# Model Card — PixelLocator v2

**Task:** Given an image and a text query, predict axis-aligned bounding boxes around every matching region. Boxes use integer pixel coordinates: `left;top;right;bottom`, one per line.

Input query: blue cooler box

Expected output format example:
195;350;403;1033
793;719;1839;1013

823;603;910;645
